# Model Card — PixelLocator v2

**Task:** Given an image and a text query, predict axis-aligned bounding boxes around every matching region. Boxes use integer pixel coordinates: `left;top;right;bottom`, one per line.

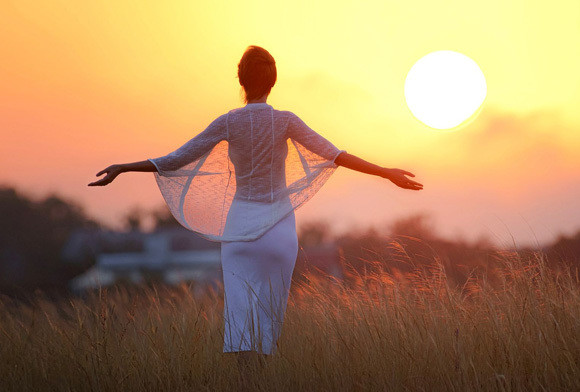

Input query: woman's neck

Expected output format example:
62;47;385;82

247;94;268;104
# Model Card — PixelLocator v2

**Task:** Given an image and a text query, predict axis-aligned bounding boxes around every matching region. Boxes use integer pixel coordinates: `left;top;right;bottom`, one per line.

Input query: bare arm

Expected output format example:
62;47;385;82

90;114;228;187
334;151;423;191
88;160;157;187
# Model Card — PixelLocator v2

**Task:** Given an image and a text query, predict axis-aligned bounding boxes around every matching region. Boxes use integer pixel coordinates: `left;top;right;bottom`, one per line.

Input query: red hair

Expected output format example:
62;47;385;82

237;46;277;104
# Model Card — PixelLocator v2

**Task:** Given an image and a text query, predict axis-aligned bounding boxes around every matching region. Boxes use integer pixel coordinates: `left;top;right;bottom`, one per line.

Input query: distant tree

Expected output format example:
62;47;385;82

545;230;580;267
298;220;332;248
0;186;100;296
123;206;146;232
388;213;438;242
151;205;180;229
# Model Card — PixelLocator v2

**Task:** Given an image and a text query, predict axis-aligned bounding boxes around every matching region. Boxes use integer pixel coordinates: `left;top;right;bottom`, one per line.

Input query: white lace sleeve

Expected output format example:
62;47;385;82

286;113;345;163
148;114;227;174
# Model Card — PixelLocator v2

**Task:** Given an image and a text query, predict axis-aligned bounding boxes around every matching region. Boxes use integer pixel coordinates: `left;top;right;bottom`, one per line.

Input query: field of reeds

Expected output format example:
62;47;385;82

1;247;579;391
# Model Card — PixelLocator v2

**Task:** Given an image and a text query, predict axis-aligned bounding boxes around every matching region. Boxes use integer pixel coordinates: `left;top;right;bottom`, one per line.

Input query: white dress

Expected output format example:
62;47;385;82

221;202;298;354
149;102;345;354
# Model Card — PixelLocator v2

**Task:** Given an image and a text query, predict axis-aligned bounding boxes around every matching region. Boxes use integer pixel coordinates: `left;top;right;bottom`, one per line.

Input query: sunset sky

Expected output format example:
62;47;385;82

1;0;579;247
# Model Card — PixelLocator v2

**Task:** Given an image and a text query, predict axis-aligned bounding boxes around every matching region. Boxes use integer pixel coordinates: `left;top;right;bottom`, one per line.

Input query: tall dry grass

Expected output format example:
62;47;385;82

0;247;579;391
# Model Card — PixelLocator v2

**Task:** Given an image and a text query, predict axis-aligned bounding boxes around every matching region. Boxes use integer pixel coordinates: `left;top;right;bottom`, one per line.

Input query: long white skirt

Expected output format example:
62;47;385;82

221;200;299;355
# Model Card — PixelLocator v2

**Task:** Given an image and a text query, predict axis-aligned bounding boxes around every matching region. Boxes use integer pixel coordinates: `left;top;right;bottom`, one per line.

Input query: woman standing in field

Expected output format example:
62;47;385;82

88;45;422;368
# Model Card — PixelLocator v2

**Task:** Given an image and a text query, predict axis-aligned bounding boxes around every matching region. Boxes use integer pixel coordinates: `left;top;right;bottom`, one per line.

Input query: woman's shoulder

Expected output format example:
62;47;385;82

226;107;244;115
271;109;302;124
276;109;297;118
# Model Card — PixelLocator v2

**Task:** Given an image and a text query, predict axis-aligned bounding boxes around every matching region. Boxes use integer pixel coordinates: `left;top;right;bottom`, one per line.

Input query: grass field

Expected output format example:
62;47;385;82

1;247;579;391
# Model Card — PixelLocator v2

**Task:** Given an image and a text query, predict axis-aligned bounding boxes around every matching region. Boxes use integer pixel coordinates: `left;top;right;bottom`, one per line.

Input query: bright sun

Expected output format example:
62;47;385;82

404;50;487;130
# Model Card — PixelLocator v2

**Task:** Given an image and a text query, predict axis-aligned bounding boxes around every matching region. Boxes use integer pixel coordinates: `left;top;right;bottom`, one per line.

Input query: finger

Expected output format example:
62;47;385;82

88;177;110;186
96;169;107;176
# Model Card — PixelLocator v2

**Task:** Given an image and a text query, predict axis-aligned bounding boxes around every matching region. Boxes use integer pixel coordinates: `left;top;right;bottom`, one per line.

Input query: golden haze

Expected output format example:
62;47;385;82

1;0;579;245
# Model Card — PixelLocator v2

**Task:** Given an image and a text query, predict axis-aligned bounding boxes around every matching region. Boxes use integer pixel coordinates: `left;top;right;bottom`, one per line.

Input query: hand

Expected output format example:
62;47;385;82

88;164;124;186
383;168;423;191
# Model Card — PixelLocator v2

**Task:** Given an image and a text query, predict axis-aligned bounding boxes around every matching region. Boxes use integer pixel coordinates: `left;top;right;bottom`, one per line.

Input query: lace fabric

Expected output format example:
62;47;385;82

149;103;345;242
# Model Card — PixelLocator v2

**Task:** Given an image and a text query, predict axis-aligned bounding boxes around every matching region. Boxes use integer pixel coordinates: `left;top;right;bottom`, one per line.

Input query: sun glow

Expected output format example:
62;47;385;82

404;50;487;130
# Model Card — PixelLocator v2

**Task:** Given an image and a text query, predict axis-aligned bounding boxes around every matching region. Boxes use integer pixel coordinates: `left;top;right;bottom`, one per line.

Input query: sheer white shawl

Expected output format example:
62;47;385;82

149;103;345;242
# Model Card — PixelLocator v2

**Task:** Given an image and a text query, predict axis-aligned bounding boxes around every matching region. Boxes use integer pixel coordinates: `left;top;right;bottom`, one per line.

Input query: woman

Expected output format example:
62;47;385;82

89;46;422;367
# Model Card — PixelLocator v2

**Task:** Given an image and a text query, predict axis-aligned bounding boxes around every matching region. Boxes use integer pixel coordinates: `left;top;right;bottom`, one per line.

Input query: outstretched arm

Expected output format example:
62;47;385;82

334;151;423;191
88;160;156;186
89;113;228;187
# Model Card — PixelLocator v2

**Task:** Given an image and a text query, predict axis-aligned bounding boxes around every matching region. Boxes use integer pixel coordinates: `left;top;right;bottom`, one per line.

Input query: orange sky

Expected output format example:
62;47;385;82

1;0;579;246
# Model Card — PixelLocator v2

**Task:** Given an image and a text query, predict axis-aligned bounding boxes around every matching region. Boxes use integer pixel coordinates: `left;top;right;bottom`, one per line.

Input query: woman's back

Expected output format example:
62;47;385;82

226;103;289;203
228;103;346;203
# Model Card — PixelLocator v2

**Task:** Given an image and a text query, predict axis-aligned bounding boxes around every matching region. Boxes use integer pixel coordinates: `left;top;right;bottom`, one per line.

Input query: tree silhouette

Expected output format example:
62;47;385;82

0;186;99;297
297;220;332;248
151;205;180;229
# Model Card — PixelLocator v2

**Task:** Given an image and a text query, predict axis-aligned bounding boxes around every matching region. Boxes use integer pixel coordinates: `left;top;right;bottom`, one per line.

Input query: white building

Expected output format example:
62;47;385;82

64;227;221;292
63;226;342;293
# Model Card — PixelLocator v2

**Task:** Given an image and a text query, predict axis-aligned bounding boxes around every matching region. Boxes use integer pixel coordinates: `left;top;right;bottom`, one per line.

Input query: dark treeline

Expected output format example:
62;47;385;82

296;214;580;288
1;185;579;298
0;186;174;298
0;187;99;298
